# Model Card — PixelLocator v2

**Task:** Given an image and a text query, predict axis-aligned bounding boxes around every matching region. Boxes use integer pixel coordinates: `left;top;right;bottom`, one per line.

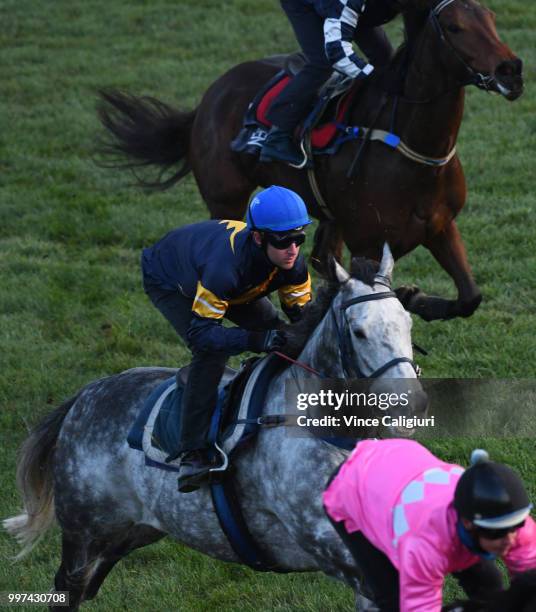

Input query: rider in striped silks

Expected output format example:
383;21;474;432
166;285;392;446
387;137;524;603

261;0;401;166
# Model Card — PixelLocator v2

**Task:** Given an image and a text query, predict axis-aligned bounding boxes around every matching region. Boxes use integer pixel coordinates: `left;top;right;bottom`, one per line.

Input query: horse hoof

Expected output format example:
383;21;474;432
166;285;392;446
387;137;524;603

395;285;422;309
458;293;483;318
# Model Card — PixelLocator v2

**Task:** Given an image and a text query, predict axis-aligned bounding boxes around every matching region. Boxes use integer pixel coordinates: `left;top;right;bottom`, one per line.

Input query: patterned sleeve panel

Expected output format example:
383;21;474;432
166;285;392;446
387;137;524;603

192;281;229;320
278;272;312;309
278;257;312;322
321;0;375;78
188;269;254;353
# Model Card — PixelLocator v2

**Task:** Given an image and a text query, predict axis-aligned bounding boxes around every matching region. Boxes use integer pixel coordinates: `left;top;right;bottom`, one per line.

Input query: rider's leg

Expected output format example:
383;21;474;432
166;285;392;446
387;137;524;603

177;300;284;491
143;279;221;489
353;26;394;69
262;0;332;164
453;559;504;601
143;278;193;339
327;515;400;611
177;349;228;455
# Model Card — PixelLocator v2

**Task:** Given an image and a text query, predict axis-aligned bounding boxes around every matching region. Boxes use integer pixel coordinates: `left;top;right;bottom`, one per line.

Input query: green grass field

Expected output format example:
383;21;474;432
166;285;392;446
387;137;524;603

1;0;535;610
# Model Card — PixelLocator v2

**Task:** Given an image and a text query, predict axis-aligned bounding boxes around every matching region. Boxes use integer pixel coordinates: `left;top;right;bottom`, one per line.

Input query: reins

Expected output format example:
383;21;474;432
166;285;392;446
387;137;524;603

272;351;324;378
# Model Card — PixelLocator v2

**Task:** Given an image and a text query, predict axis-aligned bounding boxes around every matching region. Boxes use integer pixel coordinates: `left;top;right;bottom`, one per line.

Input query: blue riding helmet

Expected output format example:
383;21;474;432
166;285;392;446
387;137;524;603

246;186;312;232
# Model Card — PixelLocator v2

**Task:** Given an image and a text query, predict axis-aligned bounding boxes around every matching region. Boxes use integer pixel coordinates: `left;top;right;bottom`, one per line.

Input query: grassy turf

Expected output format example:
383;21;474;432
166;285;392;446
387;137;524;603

1;0;535;610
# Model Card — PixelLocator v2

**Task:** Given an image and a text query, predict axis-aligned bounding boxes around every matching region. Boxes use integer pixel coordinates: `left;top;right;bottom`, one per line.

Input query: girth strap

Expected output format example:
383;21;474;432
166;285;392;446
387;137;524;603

210;480;288;572
304;131;334;220
208;355;291;573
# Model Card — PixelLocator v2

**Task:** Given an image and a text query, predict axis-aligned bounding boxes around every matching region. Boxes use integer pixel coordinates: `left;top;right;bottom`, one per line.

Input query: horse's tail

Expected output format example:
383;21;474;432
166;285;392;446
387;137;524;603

3;394;78;560
96;89;196;190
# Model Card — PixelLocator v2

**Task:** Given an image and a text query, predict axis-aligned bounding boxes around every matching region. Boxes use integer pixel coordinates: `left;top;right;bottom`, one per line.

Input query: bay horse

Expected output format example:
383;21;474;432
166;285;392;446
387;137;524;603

4;254;428;612
97;0;523;322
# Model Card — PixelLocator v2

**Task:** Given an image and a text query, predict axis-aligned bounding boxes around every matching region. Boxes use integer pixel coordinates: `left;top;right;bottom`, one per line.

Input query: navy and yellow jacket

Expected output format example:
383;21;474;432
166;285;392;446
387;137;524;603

142;220;312;354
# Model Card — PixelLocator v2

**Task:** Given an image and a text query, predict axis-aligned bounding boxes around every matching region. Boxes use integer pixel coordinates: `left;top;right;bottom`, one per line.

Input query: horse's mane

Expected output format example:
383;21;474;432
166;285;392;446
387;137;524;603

282;258;380;358
350;257;380;285
364;7;429;96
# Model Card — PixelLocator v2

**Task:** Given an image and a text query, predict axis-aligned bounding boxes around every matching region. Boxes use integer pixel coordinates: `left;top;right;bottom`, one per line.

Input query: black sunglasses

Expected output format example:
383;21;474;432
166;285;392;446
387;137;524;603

264;231;306;249
475;520;525;540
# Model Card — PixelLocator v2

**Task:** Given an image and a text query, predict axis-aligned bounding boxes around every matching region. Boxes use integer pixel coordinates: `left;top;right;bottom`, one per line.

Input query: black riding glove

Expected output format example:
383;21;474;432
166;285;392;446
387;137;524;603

248;329;287;353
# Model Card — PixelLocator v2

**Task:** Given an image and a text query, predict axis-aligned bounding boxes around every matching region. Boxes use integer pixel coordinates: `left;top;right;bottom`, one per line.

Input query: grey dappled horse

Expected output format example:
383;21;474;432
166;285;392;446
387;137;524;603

5;247;427;611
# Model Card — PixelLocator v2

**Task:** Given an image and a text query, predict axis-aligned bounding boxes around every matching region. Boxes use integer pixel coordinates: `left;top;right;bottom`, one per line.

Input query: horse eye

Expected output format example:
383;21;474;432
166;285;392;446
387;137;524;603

447;24;462;34
353;329;366;340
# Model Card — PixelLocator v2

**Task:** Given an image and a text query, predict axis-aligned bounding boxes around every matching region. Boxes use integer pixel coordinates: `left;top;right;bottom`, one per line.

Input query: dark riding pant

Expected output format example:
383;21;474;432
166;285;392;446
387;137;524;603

143;280;283;453
267;0;394;131
328;514;400;611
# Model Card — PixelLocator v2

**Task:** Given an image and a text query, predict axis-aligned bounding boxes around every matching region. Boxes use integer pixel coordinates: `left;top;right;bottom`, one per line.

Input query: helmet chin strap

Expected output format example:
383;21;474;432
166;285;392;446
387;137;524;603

252;232;281;269
259;233;270;253
456;520;496;561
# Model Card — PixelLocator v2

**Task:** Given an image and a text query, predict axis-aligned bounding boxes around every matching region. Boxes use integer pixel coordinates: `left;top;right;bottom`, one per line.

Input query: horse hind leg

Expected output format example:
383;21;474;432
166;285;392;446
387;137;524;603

51;532;93;611
51;525;164;610
82;525;165;602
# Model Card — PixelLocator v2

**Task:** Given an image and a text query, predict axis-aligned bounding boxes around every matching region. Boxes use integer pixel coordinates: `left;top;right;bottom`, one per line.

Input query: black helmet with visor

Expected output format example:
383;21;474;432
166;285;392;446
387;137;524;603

454;450;532;534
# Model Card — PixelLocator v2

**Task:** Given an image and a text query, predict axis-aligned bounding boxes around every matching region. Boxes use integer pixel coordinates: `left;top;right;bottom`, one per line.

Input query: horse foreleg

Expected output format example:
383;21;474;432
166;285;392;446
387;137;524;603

396;220;482;321
311;220;344;276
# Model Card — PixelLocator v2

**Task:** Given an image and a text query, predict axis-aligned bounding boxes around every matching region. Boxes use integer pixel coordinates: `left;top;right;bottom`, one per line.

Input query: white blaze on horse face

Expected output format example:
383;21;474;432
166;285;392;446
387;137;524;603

344;279;415;379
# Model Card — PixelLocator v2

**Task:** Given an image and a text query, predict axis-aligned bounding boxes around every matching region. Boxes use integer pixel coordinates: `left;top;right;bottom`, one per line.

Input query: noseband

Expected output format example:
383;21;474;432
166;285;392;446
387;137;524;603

429;0;497;92
332;289;418;379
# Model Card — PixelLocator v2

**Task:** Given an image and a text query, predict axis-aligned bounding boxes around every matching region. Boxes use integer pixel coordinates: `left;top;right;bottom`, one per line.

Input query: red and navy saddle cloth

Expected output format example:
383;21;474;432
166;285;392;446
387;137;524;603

231;69;362;157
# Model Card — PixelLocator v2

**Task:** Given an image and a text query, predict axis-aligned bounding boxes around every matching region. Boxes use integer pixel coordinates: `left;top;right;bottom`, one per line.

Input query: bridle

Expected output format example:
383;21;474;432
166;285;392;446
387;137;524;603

332;289;419;379
392;0;499;106
428;0;497;93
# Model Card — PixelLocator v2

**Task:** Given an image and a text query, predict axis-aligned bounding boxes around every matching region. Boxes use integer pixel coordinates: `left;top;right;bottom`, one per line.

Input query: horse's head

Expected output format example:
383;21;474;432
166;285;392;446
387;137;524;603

327;244;429;433
418;0;523;100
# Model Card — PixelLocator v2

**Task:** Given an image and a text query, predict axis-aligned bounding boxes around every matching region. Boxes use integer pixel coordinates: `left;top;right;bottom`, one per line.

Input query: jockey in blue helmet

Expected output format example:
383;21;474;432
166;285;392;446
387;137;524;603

141;186;312;492
260;0;401;166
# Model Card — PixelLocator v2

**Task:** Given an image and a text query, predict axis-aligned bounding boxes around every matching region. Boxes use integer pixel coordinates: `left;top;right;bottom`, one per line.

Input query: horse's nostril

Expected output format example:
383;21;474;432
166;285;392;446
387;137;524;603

496;59;523;78
496;63;512;77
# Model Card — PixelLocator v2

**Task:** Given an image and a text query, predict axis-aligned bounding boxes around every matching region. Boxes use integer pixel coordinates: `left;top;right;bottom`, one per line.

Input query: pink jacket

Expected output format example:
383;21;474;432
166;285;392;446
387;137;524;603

323;439;536;612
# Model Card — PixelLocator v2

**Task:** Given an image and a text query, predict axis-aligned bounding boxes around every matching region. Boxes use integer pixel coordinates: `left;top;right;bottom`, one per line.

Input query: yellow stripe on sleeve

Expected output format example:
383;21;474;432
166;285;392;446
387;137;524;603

192;282;229;320
278;273;312;308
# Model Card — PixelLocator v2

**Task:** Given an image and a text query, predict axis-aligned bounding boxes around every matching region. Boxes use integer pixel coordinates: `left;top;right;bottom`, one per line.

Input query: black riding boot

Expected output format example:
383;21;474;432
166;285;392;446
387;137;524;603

175;350;227;493
177;449;214;493
259;126;307;167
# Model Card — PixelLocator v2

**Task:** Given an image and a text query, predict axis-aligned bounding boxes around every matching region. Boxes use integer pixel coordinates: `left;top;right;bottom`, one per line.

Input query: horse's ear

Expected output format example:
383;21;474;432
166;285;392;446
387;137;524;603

327;256;350;284
374;243;394;288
